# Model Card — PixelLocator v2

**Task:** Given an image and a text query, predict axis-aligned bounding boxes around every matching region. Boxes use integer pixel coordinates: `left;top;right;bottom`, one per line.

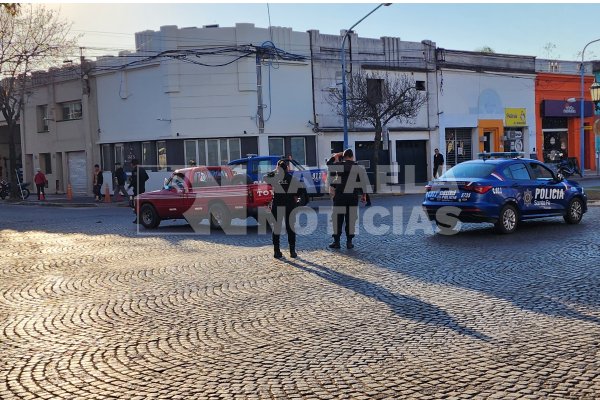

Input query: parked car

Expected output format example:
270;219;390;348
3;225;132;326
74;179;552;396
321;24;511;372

228;155;327;205
422;156;588;234
133;166;273;229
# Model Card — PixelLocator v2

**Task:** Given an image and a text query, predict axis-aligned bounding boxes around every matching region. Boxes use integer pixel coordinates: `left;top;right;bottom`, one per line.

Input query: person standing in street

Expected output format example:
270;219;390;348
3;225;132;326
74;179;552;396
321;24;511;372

112;162;129;200
433;148;444;179
93;164;104;202
327;149;368;249
34;168;47;200
264;160;302;259
129;159;149;223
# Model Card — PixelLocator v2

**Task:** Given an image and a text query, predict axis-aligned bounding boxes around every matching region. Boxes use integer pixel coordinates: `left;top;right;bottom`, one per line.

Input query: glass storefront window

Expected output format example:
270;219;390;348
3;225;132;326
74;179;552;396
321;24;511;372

269;138;284;157
157;141;167;171
290;137;306;165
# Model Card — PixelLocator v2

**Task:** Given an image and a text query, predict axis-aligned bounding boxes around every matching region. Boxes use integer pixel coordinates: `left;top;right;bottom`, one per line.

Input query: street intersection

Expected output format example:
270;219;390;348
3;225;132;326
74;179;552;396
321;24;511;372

0;195;599;399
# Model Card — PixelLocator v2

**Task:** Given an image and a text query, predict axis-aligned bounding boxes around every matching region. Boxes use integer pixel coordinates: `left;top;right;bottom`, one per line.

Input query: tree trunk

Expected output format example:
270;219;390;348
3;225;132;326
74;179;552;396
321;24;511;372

372;119;382;193
7;121;20;200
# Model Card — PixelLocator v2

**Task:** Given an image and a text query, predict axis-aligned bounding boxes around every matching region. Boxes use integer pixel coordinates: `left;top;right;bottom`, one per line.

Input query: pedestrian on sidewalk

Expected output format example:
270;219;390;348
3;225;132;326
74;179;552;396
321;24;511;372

112;162;129;200
34;168;47;200
264;159;302;259
93;164;104;202
129;159;149;223
433;148;444;179
327;149;369;249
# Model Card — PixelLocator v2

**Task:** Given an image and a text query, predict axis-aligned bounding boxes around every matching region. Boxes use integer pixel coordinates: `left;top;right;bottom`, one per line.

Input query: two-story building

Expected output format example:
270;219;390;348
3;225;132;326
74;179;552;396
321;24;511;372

94;23;316;178
309;29;438;183
20;67;99;195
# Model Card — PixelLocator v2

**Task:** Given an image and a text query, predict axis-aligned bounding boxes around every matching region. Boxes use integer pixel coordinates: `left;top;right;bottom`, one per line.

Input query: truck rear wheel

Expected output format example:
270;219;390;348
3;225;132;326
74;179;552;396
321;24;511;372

209;202;231;230
139;203;161;229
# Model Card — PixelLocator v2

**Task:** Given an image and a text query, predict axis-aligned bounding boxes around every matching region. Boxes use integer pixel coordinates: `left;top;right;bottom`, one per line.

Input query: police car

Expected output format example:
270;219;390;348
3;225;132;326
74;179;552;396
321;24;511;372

422;153;588;234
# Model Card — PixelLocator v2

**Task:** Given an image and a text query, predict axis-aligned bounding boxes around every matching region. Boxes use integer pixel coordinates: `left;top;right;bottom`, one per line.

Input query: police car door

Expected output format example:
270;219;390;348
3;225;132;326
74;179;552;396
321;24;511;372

526;161;564;215
503;162;535;217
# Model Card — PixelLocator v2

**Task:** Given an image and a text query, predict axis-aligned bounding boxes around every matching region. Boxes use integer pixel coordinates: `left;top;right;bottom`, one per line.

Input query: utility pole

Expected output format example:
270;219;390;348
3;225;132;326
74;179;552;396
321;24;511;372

256;50;265;134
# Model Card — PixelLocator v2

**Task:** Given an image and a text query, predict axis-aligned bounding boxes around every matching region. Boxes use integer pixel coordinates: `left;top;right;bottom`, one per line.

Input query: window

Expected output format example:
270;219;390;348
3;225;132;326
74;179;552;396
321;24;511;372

207;139;219;165
290;137;306;165
367;78;383;103
157;141;167;171
507;163;531;180
415;80;426;91
257;160;272;178
528;162;554;180
269;138;284;157
37;105;49;132
442;163;495;179
188;138;240;166
60;101;82;121
142;142;153;167
40;153;52;174
184;140;197;166
114;144;125;166
101;144;111;170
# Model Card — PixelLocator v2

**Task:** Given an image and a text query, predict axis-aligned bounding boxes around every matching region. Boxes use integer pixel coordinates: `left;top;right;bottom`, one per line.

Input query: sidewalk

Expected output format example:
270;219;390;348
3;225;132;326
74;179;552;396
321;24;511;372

16;193;131;207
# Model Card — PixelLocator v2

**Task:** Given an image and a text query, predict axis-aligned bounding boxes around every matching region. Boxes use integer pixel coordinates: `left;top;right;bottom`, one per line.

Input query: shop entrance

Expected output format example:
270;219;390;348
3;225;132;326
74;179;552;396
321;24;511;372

542;129;568;162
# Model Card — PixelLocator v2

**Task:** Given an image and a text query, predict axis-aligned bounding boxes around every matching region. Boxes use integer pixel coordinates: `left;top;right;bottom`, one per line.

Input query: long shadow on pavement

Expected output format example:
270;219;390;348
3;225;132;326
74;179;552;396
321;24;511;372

282;257;492;342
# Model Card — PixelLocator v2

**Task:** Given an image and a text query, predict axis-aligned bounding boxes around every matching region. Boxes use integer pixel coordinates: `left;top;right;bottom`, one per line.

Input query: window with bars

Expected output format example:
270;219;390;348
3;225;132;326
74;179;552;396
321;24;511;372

445;128;473;167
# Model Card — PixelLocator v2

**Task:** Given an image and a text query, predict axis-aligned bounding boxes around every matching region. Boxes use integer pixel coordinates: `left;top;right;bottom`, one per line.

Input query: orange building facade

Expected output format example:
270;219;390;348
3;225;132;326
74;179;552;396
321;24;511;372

535;73;597;171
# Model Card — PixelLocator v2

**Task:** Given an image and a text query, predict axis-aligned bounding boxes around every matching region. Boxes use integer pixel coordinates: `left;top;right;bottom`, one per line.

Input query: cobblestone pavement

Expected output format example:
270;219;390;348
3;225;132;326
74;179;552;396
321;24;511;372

1;196;599;399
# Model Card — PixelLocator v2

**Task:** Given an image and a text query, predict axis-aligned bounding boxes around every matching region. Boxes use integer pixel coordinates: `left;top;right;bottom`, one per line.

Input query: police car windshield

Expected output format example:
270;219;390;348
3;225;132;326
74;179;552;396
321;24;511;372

441;163;496;179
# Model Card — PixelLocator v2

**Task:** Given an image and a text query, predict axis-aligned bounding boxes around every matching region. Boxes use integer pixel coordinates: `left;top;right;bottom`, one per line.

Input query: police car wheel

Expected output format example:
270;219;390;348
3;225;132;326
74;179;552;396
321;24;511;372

495;204;518;234
209;202;231;230
564;198;583;224
139;203;160;229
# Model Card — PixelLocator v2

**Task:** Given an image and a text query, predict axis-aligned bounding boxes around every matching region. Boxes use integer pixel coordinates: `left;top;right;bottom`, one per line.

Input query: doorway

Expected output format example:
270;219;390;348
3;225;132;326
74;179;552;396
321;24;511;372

396;140;427;184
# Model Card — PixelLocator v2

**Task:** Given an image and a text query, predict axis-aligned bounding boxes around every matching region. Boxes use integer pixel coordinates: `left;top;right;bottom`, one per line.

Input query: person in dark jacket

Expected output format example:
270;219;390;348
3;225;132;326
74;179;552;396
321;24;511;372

433;148;444;179
327;149;369;249
112;162;129;200
93;164;104;202
264;159;303;259
129;159;149;223
129;159;149;196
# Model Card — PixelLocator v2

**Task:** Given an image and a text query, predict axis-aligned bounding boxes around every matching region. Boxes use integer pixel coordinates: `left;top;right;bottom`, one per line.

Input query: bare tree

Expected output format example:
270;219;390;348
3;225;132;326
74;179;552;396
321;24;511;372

328;70;427;186
1;3;19;16
0;4;77;198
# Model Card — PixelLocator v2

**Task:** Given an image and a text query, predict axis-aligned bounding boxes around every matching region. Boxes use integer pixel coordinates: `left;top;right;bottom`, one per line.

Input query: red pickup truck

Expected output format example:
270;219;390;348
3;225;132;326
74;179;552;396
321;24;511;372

134;166;273;230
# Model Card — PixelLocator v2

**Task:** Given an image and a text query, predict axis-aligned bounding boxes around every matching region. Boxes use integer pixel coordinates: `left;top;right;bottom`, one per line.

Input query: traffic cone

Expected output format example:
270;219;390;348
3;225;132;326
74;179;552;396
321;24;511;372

66;184;73;201
104;184;111;203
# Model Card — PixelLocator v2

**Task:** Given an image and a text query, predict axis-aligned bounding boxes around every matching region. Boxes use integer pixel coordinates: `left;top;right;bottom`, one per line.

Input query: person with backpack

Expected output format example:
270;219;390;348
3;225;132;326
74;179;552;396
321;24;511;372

112;162;129;200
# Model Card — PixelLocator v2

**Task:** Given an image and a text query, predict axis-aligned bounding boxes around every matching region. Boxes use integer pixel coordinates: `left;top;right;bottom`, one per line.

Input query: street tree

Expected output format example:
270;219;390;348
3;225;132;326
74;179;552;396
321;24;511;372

0;4;77;198
327;71;427;189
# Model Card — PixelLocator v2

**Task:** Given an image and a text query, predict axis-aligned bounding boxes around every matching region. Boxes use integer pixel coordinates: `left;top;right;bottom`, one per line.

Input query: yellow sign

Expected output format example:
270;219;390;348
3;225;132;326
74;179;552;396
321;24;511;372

505;108;527;127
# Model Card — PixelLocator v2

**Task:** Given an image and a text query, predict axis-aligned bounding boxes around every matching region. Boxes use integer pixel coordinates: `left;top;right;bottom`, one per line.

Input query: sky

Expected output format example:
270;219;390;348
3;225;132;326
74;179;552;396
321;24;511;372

41;2;600;62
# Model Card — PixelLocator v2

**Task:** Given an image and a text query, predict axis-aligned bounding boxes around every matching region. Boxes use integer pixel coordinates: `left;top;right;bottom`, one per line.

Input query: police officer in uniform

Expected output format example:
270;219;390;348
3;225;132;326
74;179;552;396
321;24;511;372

265;160;303;259
327;149;368;249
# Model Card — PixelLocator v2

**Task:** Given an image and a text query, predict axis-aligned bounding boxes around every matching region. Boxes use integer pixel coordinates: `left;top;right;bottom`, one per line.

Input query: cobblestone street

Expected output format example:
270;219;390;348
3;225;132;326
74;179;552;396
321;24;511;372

1;196;599;399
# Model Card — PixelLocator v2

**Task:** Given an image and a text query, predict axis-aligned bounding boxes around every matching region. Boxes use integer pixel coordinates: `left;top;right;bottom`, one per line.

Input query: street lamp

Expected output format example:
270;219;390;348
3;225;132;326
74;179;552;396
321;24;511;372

341;3;391;149
579;38;600;176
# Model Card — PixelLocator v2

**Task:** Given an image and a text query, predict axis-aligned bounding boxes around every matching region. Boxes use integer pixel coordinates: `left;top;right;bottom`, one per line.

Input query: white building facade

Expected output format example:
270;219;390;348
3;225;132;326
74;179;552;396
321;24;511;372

94;23;316;181
436;50;537;172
